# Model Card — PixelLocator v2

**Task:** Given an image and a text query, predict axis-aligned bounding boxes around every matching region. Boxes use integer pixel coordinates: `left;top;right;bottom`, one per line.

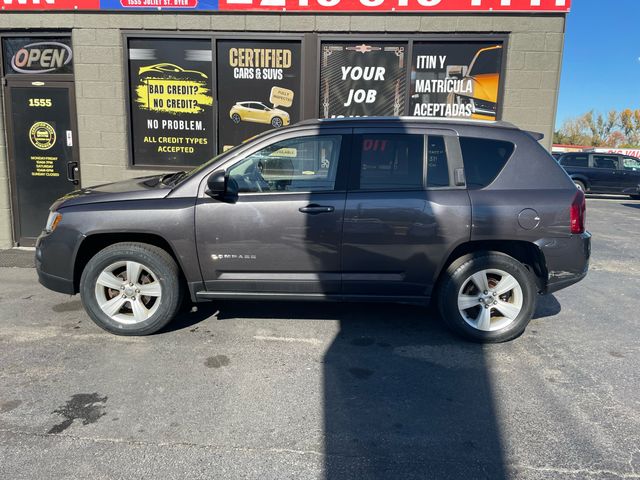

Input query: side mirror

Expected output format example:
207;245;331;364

205;170;227;199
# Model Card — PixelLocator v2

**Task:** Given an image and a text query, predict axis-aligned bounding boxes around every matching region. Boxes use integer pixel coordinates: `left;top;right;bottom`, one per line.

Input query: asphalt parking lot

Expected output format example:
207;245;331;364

1;196;639;480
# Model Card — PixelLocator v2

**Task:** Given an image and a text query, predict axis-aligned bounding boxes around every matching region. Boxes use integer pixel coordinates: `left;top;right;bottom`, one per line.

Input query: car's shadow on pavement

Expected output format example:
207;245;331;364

622;203;640;210
163;294;561;479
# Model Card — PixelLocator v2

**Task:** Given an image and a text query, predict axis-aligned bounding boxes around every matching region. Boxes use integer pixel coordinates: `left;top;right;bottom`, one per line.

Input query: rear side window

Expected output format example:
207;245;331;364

356;134;424;190
560;155;588;168
593;155;619;169
459;137;515;189
623;157;640;171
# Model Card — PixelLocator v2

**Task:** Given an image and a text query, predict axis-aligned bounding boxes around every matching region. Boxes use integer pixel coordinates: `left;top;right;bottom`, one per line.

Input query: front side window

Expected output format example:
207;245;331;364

228;135;341;193
593;156;619;170
623;157;640;171
356;134;424;190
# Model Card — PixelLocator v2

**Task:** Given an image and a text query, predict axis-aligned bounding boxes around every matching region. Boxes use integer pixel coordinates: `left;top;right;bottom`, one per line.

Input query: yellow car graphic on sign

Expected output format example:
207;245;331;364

229;101;290;128
138;63;208;79
447;45;502;121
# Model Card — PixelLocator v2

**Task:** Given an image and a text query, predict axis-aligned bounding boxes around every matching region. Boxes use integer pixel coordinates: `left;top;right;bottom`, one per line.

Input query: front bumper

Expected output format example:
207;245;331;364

36;230;77;295
539;232;592;294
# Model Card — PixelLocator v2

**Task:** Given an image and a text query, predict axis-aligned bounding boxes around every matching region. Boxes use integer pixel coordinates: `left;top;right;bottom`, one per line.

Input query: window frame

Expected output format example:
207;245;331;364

458;135;516;190
560;153;589;168
214;127;352;196
348;127;461;192
622;156;640;171
591;154;620;170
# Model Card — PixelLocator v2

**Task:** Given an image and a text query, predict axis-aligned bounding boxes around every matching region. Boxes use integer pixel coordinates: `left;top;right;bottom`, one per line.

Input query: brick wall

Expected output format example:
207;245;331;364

0;12;565;247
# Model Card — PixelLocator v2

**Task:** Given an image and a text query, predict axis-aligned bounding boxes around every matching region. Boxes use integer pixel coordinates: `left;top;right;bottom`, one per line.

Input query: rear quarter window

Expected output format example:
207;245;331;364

460;137;515;189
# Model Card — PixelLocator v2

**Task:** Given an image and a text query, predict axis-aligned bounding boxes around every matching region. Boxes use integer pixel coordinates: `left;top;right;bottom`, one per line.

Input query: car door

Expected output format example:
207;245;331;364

244;102;263;123
195;128;350;296
341;127;471;299
589;154;622;193
621;156;640;194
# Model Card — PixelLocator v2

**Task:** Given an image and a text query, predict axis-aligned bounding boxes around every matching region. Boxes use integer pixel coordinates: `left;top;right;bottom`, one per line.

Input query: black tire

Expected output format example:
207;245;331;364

231;113;241;124
80;242;182;336
271;116;283;128
574;180;586;193
437;251;537;343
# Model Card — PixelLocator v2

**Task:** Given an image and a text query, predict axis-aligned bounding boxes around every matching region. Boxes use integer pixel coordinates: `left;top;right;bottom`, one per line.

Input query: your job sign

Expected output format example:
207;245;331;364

320;42;407;118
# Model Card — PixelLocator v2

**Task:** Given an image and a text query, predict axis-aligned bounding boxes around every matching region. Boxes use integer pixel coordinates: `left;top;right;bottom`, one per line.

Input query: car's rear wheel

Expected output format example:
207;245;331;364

231;113;241;124
80;242;182;336
574;180;586;192
271;116;283;128
438;252;536;343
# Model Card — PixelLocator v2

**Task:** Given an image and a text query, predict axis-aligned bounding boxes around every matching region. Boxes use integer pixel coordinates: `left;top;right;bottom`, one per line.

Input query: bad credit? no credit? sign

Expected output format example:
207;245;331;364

1;0;570;12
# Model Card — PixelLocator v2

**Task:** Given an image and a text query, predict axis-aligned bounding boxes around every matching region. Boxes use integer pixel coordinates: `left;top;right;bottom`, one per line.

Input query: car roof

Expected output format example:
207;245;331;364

294;116;541;138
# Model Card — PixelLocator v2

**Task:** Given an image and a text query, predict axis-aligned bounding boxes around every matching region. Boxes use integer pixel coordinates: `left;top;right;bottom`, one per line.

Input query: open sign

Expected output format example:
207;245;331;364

10;42;73;74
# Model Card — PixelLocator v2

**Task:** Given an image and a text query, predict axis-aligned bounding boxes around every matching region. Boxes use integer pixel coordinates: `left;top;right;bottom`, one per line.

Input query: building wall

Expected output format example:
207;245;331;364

0;12;565;248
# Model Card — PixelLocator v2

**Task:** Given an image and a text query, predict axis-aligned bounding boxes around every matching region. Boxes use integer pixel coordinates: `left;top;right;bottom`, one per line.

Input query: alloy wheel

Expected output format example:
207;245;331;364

457;269;523;332
94;260;162;325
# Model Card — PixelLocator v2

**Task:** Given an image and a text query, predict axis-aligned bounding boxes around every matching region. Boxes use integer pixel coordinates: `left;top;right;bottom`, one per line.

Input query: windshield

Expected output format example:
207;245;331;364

469;48;501;76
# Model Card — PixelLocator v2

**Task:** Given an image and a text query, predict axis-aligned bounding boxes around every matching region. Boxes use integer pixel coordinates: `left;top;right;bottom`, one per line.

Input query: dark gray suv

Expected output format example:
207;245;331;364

36;118;591;343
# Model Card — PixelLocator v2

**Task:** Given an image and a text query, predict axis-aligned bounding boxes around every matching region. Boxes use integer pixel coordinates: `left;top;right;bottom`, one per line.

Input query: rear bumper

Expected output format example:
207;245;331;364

538;232;591;294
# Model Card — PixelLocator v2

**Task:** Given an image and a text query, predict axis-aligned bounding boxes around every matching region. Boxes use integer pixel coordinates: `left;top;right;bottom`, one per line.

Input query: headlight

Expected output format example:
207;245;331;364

45;211;62;233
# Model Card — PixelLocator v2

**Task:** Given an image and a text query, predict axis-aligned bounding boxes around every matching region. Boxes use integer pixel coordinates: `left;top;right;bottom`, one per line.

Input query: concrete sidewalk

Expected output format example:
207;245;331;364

0;248;34;268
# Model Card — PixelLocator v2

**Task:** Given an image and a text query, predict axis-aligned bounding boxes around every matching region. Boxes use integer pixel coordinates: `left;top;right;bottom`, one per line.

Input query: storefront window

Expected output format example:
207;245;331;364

216;40;302;153
319;41;407;118
126;37;215;167
409;41;505;121
2;37;73;75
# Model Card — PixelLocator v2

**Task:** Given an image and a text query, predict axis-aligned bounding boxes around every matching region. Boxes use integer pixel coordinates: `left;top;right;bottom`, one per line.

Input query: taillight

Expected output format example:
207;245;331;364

570;190;586;234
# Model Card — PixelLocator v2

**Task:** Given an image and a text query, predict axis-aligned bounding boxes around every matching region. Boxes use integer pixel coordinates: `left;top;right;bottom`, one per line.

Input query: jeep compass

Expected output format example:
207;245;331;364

36;118;590;343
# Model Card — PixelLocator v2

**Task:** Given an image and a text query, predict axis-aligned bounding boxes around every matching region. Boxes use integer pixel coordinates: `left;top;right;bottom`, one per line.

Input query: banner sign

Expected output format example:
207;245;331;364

410;41;504;120
218;0;570;12
216;40;301;152
2;37;73;75
0;0;99;10
99;0;217;9
127;38;215;167
1;0;570;11
320;42;406;118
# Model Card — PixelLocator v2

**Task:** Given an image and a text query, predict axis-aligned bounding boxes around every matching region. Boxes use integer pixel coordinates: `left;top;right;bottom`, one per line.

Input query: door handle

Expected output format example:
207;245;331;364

67;161;79;185
299;204;335;214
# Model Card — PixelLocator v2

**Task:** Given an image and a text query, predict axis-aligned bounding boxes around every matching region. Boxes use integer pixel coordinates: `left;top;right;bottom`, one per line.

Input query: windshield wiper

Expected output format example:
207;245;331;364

160;171;186;186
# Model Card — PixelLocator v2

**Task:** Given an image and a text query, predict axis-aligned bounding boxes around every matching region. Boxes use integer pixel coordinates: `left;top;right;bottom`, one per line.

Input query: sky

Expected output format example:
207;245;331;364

555;0;640;128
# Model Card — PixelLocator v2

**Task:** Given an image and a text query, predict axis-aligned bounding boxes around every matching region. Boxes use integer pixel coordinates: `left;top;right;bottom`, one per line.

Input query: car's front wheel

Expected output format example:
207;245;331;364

271;116;283;128
80;242;182;336
438;252;536;343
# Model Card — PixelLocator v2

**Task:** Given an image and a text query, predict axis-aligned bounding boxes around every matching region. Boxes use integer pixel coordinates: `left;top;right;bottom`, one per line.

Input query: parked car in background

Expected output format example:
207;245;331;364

36;118;590;343
558;152;640;199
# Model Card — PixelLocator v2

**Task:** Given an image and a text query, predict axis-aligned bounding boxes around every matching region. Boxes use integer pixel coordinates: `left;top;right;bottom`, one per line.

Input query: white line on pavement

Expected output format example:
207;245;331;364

253;335;324;345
